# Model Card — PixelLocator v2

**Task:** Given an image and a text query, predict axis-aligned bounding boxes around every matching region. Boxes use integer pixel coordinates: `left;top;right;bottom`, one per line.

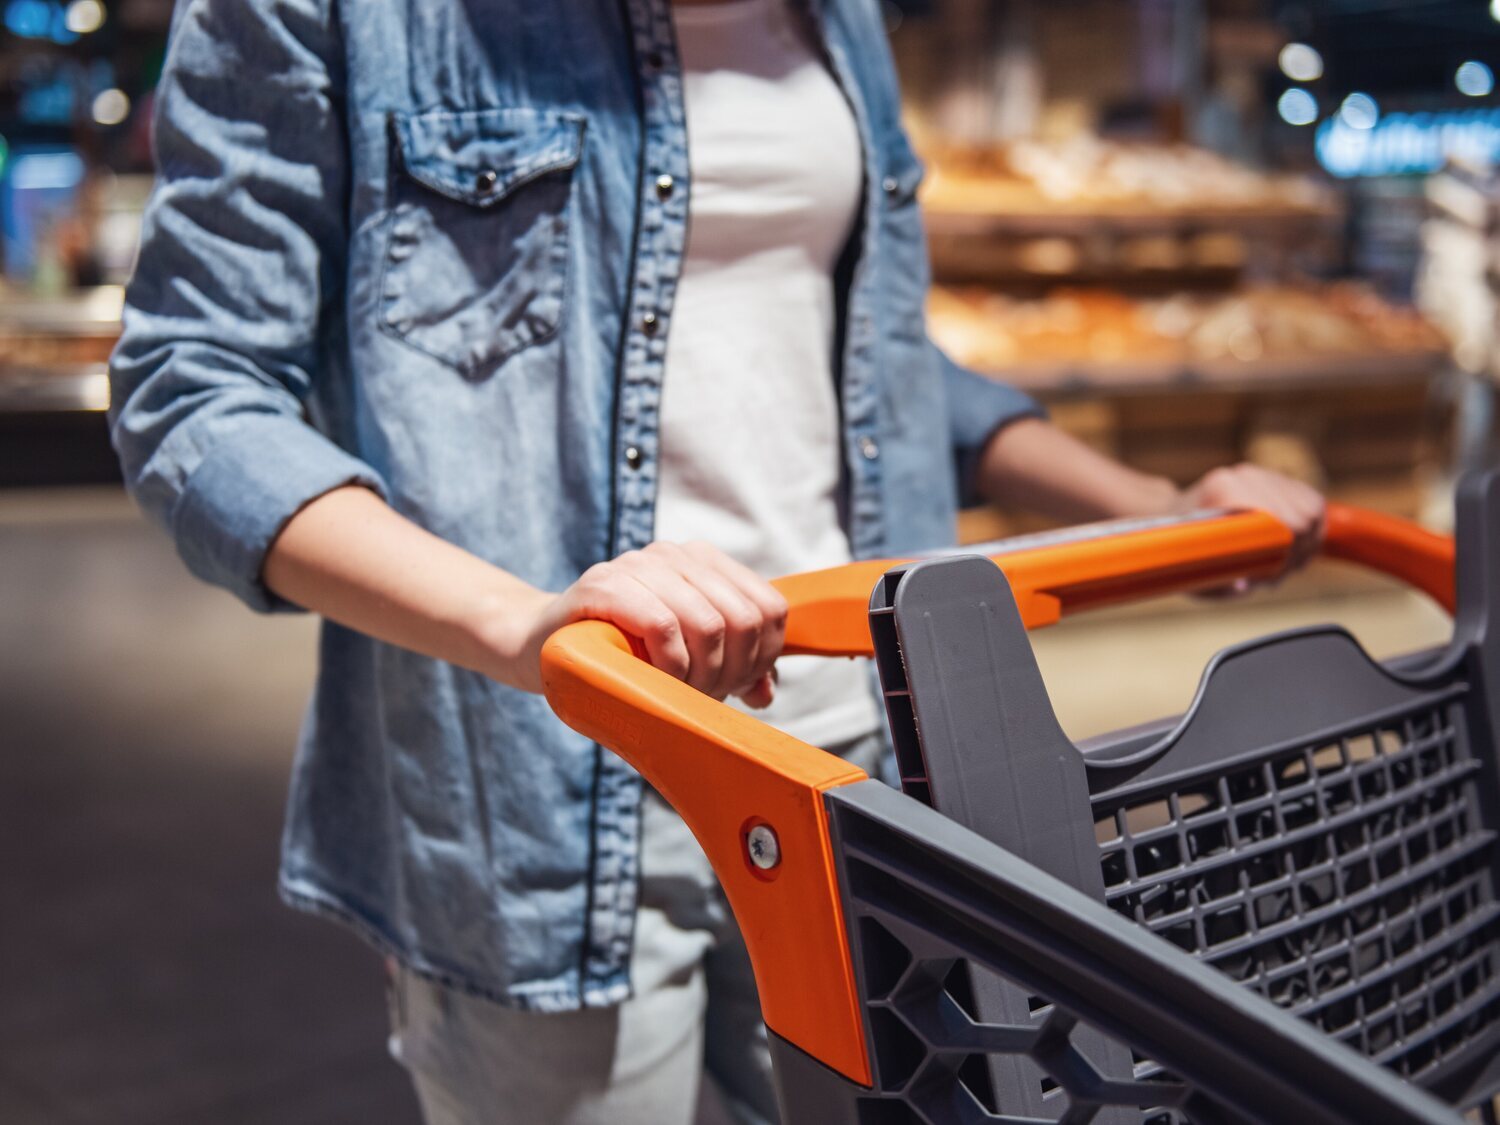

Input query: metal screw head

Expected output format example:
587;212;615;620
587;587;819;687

746;824;780;870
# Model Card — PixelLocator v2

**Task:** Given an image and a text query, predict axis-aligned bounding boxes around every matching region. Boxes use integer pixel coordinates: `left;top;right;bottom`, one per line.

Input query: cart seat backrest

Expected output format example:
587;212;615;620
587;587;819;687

870;472;1500;1114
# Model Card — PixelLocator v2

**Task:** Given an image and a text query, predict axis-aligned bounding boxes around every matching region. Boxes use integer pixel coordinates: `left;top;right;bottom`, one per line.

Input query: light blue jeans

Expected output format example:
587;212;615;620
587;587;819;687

387;735;884;1125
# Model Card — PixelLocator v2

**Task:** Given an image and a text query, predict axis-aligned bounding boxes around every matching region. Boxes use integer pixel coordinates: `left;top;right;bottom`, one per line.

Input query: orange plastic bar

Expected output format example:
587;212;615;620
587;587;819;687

779;502;1455;657
541;505;1454;1087
1322;503;1455;614
779;509;1292;656
541;622;874;1083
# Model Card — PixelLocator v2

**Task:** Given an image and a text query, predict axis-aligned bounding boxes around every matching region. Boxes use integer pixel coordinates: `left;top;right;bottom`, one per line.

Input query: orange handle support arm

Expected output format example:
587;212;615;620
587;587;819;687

1322;503;1455;614
541;505;1455;1087
541;621;875;1083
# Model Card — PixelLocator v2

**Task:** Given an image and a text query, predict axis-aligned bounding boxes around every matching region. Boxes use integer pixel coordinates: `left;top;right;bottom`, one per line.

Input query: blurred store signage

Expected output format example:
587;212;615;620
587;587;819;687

10;150;83;192
3;149;83;284
4;0;78;43
1318;107;1500;179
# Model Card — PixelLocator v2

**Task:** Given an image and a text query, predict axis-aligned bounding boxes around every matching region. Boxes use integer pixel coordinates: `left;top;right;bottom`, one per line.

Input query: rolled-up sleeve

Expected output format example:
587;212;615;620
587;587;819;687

108;0;386;613
936;340;1045;507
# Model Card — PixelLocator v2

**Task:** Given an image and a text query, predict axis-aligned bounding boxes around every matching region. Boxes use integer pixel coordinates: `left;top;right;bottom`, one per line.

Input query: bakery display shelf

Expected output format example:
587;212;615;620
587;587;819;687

924;212;1342;286
0;362;111;414
0;286;124;374
917;138;1343;284
0;285;125;335
975;348;1449;397
923;200;1341;240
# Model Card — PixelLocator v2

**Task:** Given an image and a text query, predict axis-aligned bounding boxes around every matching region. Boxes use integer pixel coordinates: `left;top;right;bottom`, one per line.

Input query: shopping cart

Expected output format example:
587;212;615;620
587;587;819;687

542;473;1497;1125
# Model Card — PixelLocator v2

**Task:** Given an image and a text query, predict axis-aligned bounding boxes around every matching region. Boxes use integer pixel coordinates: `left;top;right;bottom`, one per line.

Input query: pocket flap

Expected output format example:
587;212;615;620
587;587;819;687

394;107;586;208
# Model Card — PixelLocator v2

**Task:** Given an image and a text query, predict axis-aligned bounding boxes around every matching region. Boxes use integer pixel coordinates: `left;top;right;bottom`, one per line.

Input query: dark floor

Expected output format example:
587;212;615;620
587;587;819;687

1;490;739;1125
0;493;422;1124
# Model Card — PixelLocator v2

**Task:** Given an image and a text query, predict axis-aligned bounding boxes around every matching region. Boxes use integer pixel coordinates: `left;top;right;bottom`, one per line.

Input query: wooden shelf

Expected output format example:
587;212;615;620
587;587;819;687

923;202;1341;240
973;349;1449;397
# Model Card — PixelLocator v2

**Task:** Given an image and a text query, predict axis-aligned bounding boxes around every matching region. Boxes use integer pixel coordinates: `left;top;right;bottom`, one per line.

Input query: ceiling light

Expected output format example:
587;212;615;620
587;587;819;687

64;0;103;34
1278;43;1323;83
91;88;129;127
1339;92;1379;131
1277;88;1319;126
1457;61;1494;98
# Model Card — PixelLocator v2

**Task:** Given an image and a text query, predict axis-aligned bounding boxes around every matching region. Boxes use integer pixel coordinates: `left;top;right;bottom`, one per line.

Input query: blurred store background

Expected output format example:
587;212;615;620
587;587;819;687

0;0;1492;1122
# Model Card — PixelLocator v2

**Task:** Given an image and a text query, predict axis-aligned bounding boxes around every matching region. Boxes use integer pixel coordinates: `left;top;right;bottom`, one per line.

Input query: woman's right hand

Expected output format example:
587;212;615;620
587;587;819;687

498;541;788;707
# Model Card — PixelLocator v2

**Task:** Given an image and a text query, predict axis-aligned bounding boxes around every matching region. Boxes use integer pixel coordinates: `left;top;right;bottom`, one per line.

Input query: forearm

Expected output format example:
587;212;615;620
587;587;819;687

975;417;1180;523
262;484;789;704
262;486;549;689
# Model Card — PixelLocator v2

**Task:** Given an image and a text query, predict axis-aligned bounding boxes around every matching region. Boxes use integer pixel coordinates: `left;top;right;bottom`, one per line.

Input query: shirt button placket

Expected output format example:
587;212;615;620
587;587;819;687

617;3;685;558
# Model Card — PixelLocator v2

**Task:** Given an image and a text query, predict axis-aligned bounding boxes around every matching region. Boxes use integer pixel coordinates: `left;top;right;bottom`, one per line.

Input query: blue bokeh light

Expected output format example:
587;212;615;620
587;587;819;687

1277;88;1319;127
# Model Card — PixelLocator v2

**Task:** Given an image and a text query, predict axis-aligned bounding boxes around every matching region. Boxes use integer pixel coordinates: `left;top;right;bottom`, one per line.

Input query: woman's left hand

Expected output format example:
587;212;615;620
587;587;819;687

1176;462;1326;578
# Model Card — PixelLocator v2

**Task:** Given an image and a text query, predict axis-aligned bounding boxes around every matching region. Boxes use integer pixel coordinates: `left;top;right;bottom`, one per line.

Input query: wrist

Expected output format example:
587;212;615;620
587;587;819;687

1090;470;1182;521
1130;474;1185;519
457;579;558;689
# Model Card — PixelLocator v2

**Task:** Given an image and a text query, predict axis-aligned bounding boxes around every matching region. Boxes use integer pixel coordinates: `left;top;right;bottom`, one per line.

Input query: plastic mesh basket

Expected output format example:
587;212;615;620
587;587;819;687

867;474;1500;1119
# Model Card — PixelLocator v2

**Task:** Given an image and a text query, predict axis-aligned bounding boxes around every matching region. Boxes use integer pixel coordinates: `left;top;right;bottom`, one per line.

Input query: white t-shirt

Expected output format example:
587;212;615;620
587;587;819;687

656;0;880;748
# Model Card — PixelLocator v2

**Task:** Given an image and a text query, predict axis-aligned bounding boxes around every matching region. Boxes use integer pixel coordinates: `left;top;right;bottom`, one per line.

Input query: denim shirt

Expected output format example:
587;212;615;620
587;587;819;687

109;0;1041;1012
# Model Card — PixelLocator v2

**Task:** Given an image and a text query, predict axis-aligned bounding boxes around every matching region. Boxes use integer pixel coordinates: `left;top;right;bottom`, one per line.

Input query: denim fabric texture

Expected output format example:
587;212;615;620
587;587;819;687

108;0;1043;1013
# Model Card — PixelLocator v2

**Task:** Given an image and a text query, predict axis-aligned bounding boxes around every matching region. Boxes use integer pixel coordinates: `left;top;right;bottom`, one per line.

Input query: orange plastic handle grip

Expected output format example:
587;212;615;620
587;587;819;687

540;505;1454;1087
776;502;1454;658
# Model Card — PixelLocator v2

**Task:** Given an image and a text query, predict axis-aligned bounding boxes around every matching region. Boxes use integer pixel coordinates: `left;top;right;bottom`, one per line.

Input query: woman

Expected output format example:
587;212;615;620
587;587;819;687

109;0;1322;1121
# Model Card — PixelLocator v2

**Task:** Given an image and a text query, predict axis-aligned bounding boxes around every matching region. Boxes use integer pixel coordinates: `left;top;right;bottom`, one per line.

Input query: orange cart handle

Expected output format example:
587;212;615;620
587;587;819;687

1321;504;1455;614
540;504;1455;1089
777;502;1454;657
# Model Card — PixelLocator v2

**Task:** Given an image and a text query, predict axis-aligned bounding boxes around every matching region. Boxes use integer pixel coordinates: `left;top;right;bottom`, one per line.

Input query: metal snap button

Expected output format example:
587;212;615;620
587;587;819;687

475;169;498;193
641;311;660;336
624;445;644;469
655;174;675;200
882;175;899;196
859;435;880;461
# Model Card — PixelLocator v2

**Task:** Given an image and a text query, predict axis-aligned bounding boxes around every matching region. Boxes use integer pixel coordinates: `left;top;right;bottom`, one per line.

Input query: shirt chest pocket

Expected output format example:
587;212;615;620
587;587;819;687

380;107;586;378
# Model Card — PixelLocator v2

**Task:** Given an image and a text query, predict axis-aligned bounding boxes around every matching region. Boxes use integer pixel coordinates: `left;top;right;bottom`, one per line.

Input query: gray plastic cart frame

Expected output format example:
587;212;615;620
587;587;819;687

857;472;1500;1121
542;479;1482;1124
